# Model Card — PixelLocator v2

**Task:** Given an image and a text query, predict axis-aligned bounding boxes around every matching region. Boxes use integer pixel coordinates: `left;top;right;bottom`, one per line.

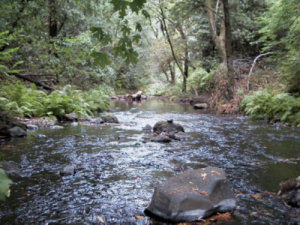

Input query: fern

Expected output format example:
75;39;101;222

241;89;300;125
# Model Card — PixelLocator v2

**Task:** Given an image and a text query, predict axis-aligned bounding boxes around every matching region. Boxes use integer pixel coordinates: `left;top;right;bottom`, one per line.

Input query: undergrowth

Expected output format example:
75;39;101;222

0;82;110;119
241;89;300;126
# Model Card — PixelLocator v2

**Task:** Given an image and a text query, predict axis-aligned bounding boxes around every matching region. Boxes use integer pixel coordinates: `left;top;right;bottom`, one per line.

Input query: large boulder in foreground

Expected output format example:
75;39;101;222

153;121;184;134
144;167;236;222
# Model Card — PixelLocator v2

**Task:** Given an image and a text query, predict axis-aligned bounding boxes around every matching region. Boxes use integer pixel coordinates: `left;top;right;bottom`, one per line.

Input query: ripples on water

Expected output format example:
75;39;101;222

1;99;300;224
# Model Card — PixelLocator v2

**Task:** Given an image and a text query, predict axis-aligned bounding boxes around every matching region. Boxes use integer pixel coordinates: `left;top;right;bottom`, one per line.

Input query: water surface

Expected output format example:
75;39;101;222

0;99;300;224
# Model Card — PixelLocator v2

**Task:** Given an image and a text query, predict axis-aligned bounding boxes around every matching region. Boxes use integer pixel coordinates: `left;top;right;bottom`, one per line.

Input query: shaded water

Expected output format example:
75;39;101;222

1;99;300;224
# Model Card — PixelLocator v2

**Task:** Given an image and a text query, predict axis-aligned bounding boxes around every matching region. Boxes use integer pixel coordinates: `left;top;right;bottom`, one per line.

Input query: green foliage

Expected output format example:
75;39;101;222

0;31;23;76
145;82;182;97
241;89;300;126
0;83;110;119
259;0;300;93
90;0;147;68
187;68;214;92
0;168;13;201
0;82;46;117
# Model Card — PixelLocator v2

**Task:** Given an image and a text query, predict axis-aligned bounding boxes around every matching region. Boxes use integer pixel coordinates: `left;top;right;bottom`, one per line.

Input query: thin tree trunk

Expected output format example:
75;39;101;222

49;0;58;38
222;0;234;100
169;62;176;85
159;3;185;80
247;52;273;91
205;0;226;64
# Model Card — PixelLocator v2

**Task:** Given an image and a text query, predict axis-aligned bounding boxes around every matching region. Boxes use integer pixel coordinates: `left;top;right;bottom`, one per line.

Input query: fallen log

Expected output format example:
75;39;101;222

126;91;143;101
8;72;56;91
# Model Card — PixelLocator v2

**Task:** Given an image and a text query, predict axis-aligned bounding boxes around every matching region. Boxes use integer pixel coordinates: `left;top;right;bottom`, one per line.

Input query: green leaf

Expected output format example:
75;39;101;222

141;9;150;18
125;48;138;65
132;34;141;43
110;0;128;18
121;25;131;36
135;22;143;32
90;27;112;45
0;168;13;201
129;0;147;13
90;51;111;68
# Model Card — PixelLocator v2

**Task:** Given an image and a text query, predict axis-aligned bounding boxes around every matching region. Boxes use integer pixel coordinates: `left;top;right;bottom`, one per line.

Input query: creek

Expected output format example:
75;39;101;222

0;99;300;224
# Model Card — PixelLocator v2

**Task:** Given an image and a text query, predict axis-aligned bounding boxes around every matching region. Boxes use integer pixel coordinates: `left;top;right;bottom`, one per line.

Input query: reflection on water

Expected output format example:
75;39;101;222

0;99;300;224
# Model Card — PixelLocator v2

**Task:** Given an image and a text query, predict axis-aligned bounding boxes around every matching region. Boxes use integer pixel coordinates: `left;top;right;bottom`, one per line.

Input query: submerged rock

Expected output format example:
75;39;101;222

144;167;236;222
173;131;193;141
151;135;172;143
153;121;184;135
60;165;76;176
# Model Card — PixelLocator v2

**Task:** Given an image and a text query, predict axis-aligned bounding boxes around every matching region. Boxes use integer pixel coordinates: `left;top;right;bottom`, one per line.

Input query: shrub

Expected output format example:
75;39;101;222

187;67;214;92
0;83;110;119
241;89;300;126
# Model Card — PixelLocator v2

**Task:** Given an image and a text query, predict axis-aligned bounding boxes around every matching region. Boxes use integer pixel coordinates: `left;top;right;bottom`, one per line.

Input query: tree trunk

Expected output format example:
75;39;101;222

205;0;226;64
159;3;185;83
169;62;176;85
222;0;234;100
49;0;58;38
177;26;189;92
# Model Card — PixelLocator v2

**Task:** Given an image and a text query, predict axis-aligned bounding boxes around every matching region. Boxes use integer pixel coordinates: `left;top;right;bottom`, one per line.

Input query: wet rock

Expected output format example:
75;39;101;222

194;103;208;109
110;95;118;99
49;125;64;129
90;118;104;124
64;113;78;121
27;124;39;130
151;135;172;143
153;121;184;134
101;114;119;123
288;190;300;207
167;119;173;123
144;167;236;222
278;176;300;195
60;165;75;176
71;122;78;126
173;131;193;141
32;134;46;138
8;126;27;137
118;135;126;140
142;124;152;131
0;161;21;178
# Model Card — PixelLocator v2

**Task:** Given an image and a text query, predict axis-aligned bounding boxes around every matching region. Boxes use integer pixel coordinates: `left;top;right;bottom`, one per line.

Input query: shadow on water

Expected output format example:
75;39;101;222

1;99;300;224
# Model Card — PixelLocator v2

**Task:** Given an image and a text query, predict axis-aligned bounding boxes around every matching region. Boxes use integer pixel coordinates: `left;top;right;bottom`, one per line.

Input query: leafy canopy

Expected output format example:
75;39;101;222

259;0;300;93
90;0;147;68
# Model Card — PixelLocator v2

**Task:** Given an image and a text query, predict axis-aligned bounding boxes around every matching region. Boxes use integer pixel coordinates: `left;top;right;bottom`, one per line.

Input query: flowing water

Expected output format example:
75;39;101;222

0;99;300;224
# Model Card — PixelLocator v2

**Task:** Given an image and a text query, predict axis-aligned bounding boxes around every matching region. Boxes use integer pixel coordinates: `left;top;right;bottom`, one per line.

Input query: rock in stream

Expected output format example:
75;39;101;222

144;167;236;222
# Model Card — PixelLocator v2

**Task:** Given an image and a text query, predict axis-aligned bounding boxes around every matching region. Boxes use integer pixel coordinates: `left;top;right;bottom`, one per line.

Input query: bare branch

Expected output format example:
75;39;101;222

247;52;274;91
